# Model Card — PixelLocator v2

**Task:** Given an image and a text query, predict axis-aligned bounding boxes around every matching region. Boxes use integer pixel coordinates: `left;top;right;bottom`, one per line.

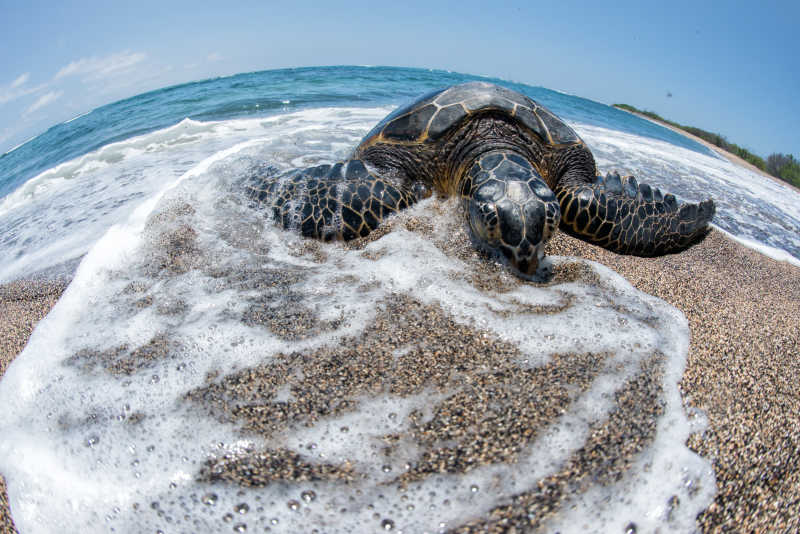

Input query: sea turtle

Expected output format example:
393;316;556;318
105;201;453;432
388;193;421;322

245;82;714;276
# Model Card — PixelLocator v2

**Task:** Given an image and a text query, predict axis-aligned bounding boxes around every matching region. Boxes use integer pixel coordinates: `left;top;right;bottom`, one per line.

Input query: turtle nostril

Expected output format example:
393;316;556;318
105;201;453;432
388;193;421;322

515;252;540;276
517;239;533;258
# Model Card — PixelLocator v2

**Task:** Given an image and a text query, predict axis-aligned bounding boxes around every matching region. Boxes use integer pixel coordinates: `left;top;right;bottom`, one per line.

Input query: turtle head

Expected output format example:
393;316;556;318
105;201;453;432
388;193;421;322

466;173;561;277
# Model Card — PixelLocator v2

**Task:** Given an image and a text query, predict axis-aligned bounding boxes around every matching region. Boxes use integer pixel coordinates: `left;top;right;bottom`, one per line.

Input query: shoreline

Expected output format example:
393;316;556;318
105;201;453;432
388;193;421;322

0;279;68;534
1;228;799;532
618;108;800;193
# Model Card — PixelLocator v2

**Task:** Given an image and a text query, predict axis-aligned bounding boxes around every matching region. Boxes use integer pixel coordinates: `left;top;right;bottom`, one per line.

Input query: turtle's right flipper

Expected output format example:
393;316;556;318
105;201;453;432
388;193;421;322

245;159;418;241
555;172;715;256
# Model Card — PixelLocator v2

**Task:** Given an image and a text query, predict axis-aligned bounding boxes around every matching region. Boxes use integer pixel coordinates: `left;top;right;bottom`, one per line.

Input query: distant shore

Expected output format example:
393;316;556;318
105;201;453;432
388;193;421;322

1;225;799;532
617;107;800;193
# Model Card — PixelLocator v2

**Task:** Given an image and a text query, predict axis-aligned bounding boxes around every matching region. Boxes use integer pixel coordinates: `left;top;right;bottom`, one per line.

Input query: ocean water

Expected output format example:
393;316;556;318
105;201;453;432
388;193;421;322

0;66;797;533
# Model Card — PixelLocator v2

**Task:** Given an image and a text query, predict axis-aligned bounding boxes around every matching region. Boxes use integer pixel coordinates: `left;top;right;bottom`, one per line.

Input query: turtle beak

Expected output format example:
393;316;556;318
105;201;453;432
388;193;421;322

512;243;544;276
503;238;548;277
466;197;551;277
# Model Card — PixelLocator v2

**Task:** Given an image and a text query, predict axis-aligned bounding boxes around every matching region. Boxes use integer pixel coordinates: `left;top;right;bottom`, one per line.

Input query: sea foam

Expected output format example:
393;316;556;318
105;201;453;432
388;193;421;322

0;108;391;283
0;119;716;533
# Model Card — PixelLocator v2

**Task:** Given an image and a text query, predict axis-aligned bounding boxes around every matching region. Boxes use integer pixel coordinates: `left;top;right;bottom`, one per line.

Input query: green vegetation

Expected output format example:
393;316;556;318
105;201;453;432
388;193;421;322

613;103;799;188
766;154;800;188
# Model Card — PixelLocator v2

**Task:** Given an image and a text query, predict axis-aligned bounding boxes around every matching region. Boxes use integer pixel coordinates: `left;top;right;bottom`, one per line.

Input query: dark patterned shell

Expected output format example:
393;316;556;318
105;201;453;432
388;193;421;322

360;81;580;147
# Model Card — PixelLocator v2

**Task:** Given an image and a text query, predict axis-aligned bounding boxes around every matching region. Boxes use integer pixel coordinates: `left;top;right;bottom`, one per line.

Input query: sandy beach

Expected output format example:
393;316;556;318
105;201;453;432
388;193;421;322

1;223;798;532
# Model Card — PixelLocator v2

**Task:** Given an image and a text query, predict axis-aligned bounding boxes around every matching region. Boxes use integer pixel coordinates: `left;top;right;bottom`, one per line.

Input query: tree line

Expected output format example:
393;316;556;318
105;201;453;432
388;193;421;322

613;104;800;189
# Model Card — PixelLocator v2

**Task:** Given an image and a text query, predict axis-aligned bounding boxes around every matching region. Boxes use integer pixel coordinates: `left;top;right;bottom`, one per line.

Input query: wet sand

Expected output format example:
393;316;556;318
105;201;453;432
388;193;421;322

0;280;68;534
1;228;799;532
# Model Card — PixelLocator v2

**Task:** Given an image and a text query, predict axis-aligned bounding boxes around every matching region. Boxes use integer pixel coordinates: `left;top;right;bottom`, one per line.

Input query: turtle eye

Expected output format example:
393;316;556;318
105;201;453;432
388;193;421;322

467;200;501;242
412;182;432;200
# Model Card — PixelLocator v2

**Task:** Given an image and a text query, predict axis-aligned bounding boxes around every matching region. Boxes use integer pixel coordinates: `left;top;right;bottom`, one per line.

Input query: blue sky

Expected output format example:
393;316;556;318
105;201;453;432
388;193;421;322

1;0;797;158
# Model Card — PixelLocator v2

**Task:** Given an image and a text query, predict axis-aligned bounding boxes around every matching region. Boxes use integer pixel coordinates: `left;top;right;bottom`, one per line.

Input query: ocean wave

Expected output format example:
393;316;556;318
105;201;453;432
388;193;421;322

0;107;391;282
1;135;38;157
63;110;93;124
0;118;210;216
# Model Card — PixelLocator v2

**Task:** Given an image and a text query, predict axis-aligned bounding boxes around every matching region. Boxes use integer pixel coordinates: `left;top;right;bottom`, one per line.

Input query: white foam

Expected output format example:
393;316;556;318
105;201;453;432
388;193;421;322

0;121;715;533
64;110;92;124
0;118;241;217
0;107;391;282
544;268;715;533
712;224;800;268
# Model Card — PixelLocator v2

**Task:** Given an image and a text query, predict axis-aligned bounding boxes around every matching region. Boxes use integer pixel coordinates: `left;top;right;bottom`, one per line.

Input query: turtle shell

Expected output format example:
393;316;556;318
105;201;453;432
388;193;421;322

360;81;580;147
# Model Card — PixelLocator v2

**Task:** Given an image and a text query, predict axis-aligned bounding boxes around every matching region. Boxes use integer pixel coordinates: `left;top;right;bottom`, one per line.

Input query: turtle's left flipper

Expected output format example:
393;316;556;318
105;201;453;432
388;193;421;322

555;172;715;255
245;159;418;241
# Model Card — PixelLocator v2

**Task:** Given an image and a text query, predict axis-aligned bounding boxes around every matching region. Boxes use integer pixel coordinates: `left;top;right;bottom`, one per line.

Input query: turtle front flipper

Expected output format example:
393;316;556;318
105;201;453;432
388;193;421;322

245;159;418;241
555;172;715;256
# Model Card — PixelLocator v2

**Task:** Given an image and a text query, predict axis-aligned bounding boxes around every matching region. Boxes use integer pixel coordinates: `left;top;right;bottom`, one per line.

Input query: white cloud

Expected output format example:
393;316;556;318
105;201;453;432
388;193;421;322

26;90;63;114
0;73;43;105
11;73;29;88
207;52;223;62
55;51;147;81
2;50;151;148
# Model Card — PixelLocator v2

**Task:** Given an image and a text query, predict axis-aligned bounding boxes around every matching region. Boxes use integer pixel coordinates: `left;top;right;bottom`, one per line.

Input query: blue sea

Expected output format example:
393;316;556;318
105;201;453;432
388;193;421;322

0;66;798;533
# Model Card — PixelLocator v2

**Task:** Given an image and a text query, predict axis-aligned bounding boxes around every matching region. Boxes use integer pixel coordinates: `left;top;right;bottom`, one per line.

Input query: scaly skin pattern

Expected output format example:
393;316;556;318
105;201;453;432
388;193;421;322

557;172;715;255
244;160;417;241
245;82;715;276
